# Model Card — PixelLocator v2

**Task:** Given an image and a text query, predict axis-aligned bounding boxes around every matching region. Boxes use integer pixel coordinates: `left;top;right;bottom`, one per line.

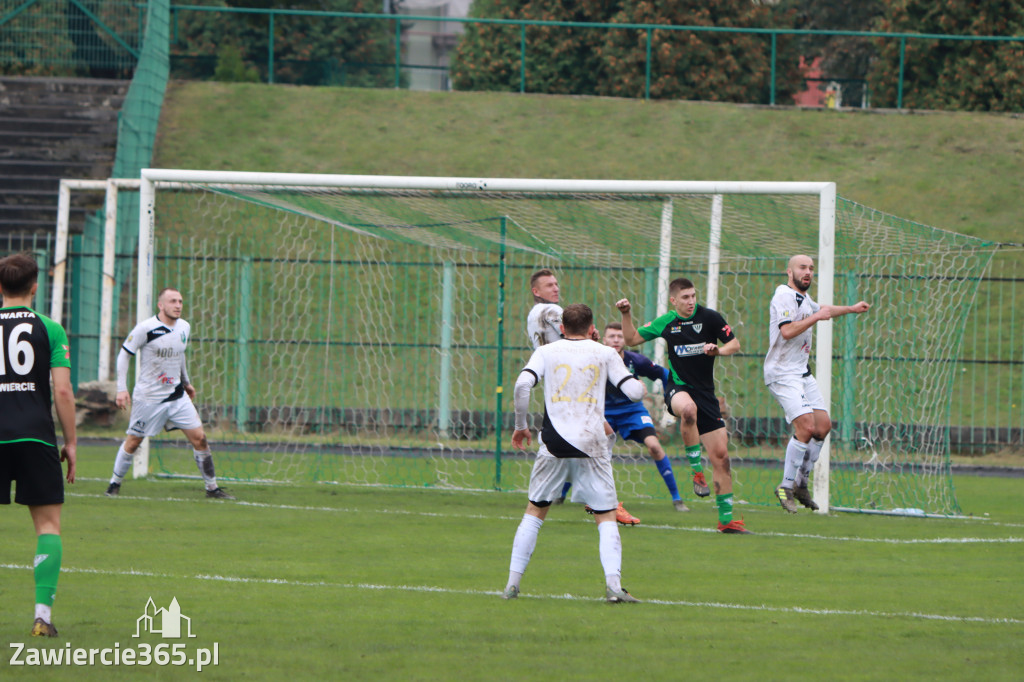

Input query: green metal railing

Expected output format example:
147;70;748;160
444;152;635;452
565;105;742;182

165;4;1024;108
3;2;1022;108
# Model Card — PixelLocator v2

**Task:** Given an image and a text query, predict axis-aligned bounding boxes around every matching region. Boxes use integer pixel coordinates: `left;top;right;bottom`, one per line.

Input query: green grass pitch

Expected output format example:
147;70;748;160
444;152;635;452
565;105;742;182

1;445;1021;680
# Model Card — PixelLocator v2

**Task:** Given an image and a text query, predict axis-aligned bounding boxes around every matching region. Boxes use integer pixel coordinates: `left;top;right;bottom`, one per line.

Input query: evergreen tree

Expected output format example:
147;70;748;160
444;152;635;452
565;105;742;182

869;0;1024;111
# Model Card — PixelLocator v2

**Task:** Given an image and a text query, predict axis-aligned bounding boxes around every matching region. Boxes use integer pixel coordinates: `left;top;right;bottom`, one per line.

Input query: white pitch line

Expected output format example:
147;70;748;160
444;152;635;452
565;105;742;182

0;562;1020;626
65;491;1024;545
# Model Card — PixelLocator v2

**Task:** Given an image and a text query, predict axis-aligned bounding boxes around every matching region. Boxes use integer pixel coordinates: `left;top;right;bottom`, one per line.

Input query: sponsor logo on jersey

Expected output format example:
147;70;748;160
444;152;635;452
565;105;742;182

157;371;176;385
670;324;682;334
673;343;705;357
153;347;179;359
722;324;732;336
0;310;35;319
62;344;70;359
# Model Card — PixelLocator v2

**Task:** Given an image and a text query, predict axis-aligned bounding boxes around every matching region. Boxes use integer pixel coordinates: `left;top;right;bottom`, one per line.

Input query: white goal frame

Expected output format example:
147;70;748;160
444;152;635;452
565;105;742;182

137;169;839;509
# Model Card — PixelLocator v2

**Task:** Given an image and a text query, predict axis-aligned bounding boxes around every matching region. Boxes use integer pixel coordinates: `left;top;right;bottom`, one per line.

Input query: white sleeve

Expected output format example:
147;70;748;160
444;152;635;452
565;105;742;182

542;306;562;342
514;350;544;430
116;347;132;393
121;320;147;355
771;289;796;328
605;348;643;402
513;370;538;431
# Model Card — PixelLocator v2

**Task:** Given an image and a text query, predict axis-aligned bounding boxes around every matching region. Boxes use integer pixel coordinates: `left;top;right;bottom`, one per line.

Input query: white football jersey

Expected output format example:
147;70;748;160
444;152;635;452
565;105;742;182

521;339;636;458
526;302;563;349
120;316;191;403
764;284;820;384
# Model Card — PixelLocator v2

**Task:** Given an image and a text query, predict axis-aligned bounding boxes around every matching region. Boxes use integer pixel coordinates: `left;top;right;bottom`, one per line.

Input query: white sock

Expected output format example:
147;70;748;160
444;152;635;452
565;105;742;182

507;514;544;589
597;520;622;592
782;437;807;488
35;604;51;623
193;450;217;489
798;438;824;487
110;443;133;484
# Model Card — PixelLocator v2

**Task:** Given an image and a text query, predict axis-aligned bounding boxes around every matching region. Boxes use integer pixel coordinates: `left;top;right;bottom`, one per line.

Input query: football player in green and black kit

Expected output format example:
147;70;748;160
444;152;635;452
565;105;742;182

0;253;77;636
616;277;749;534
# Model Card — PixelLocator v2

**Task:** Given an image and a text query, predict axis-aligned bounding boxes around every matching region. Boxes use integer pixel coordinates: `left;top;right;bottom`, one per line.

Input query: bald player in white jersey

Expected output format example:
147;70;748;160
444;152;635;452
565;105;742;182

105;288;234;499
765;255;869;512
503;303;644;603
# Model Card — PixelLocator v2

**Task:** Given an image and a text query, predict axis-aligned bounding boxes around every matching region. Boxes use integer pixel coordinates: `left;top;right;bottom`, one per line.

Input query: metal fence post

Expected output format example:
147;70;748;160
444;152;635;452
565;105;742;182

268;12;274;84
520;23;526;93
897;36;906;109
644;27;652;100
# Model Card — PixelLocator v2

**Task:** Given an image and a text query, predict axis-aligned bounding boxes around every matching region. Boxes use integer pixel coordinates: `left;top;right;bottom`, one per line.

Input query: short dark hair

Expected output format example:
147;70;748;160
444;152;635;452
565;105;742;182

530;268;555;290
157;287;181;302
0;252;39;297
604;322;623;331
669;277;695;296
561;303;593;336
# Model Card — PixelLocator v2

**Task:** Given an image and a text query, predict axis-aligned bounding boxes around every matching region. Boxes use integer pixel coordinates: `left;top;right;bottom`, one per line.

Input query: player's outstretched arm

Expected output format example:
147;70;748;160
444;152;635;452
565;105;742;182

834;300;871;316
51;366;77;484
615;298;645;346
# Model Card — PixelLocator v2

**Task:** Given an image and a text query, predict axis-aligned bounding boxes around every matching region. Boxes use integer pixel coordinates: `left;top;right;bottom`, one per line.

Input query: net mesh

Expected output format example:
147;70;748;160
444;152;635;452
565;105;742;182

123;181;995;515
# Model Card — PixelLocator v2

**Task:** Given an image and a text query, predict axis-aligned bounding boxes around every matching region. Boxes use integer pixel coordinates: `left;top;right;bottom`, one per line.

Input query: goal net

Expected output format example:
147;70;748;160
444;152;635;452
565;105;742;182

123;170;995;516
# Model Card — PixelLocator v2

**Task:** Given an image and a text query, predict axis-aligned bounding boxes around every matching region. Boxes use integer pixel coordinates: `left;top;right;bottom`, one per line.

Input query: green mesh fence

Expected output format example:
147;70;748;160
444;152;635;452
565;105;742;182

124;182;997;516
0;0;141;76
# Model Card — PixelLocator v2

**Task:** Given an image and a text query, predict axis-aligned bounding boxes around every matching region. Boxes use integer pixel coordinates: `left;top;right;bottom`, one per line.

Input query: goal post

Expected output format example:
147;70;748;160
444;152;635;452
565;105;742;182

126;169;992;516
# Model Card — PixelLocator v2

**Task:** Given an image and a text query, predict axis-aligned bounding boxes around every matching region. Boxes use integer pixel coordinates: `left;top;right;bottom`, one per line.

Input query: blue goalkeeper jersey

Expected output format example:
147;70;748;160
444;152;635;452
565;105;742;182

605;349;668;415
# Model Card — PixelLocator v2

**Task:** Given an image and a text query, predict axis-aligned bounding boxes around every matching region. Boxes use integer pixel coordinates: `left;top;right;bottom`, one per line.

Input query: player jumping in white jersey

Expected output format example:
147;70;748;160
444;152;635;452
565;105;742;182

503;304;644;603
105;288;233;499
765;255;869;512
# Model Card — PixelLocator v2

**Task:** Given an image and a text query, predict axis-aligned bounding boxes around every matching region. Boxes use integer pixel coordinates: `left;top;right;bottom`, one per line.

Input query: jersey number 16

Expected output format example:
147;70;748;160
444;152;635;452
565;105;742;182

0;323;35;376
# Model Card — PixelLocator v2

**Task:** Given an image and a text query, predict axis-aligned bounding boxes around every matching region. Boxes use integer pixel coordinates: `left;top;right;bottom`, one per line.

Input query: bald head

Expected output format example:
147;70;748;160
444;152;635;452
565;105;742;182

787;255;815;292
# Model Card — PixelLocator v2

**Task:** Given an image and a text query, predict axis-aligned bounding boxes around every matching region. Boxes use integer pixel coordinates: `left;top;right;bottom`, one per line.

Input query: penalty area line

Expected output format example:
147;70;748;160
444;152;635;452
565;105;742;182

1;562;1020;626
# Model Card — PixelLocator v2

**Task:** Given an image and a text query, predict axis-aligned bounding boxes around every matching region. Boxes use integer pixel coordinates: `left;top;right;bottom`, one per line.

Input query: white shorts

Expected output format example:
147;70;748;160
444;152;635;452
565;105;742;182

126;398;202;437
767;374;826;424
527;441;617;512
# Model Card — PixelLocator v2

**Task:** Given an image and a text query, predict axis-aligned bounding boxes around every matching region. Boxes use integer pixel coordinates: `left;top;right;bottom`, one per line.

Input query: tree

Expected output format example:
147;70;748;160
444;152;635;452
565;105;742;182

451;0;803;104
598;0;802;103
170;0;402;87
450;0;620;95
869;0;1024;111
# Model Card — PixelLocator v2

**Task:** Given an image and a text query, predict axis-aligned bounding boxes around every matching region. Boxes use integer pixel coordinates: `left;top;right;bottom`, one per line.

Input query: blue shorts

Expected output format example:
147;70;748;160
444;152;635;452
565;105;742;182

605;404;657;444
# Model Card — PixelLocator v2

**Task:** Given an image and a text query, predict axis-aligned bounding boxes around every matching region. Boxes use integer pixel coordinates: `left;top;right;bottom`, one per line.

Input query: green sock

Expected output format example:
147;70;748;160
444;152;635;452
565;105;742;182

685;445;703;473
716;493;734;525
34;534;62;607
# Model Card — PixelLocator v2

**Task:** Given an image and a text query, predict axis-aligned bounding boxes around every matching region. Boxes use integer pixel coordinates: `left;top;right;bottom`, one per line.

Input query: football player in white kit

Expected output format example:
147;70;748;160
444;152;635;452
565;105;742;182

105;288;233;499
503;304;644;603
765;255;869;512
525;269;640;525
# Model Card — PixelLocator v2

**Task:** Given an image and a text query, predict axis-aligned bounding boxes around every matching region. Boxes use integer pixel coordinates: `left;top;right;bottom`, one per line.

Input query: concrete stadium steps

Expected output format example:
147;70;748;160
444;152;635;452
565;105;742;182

0;76;127;234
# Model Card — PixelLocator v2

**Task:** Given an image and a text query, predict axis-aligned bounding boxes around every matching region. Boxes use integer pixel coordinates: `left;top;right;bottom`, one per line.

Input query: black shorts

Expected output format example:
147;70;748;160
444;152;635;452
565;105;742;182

664;382;726;436
0;441;65;506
